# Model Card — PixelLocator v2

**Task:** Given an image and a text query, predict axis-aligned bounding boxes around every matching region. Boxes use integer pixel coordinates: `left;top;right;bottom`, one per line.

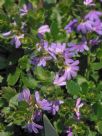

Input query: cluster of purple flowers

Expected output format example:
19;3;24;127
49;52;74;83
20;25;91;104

32;38;89;87
65;11;102;37
18;88;63;133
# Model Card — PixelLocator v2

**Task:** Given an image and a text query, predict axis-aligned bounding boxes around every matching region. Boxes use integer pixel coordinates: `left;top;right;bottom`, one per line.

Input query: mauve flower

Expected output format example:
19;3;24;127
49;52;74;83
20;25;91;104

34;110;42;122
26;122;43;133
92;21;102;35
53;73;66;86
38;25;50;36
48;42;66;55
66;127;73;136
85;10;102;22
84;0;95;6
89;37;101;46
77;20;93;34
2;31;11;37
63;59;79;80
54;59;79;85
37;56;52;67
64;19;78;33
31;56;40;66
11;34;24;48
35;91;51;111
74;98;84;120
20;3;33;16
64;47;76;59
51;100;64;115
68;41;89;53
18;88;31;103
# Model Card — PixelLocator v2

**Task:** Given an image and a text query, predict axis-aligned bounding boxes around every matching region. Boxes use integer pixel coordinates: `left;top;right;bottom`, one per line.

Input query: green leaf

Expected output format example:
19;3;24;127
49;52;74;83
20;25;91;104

22;75;38;89
0;98;6;108
7;68;21;86
66;80;81;96
93;103;102;119
88;130;96;136
19;55;30;70
81;82;89;94
97;121;102;134
0;132;12;136
51;21;59;40
91;62;102;70
18;101;29;111
0;0;5;8
34;67;54;83
9;94;18;107
43;115;59;136
2;107;11;115
77;76;87;85
2;87;17;101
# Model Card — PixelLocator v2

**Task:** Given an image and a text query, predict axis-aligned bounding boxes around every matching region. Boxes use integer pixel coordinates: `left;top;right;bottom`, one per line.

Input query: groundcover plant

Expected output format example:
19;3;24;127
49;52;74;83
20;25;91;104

0;0;102;136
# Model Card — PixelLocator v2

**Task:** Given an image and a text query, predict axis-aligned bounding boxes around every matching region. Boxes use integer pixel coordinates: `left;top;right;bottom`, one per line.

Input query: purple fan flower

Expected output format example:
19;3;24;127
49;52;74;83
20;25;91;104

2;31;11;37
48;42;66;55
26;122;43;133
54;59;79;85
18;88;31;103
64;47;76;59
11;34;24;48
66;127;73;136
38;25;50;36
64;19;78;33
89;37;101;46
63;59;79;80
68;41;89;53
37;56;52;67
85;10;102;22
74;98;84;120
20;3;33;16
77;20;93;34
31;56;40;65
92;21;102;35
34;110;42;122
35;91;51;111
51;100;64;115
53;73;66;86
84;0;95;6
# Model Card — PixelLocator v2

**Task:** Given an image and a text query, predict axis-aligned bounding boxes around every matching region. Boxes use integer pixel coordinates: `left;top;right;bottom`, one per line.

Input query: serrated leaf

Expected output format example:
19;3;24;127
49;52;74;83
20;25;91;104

2;87;17;101
43;115;59;136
